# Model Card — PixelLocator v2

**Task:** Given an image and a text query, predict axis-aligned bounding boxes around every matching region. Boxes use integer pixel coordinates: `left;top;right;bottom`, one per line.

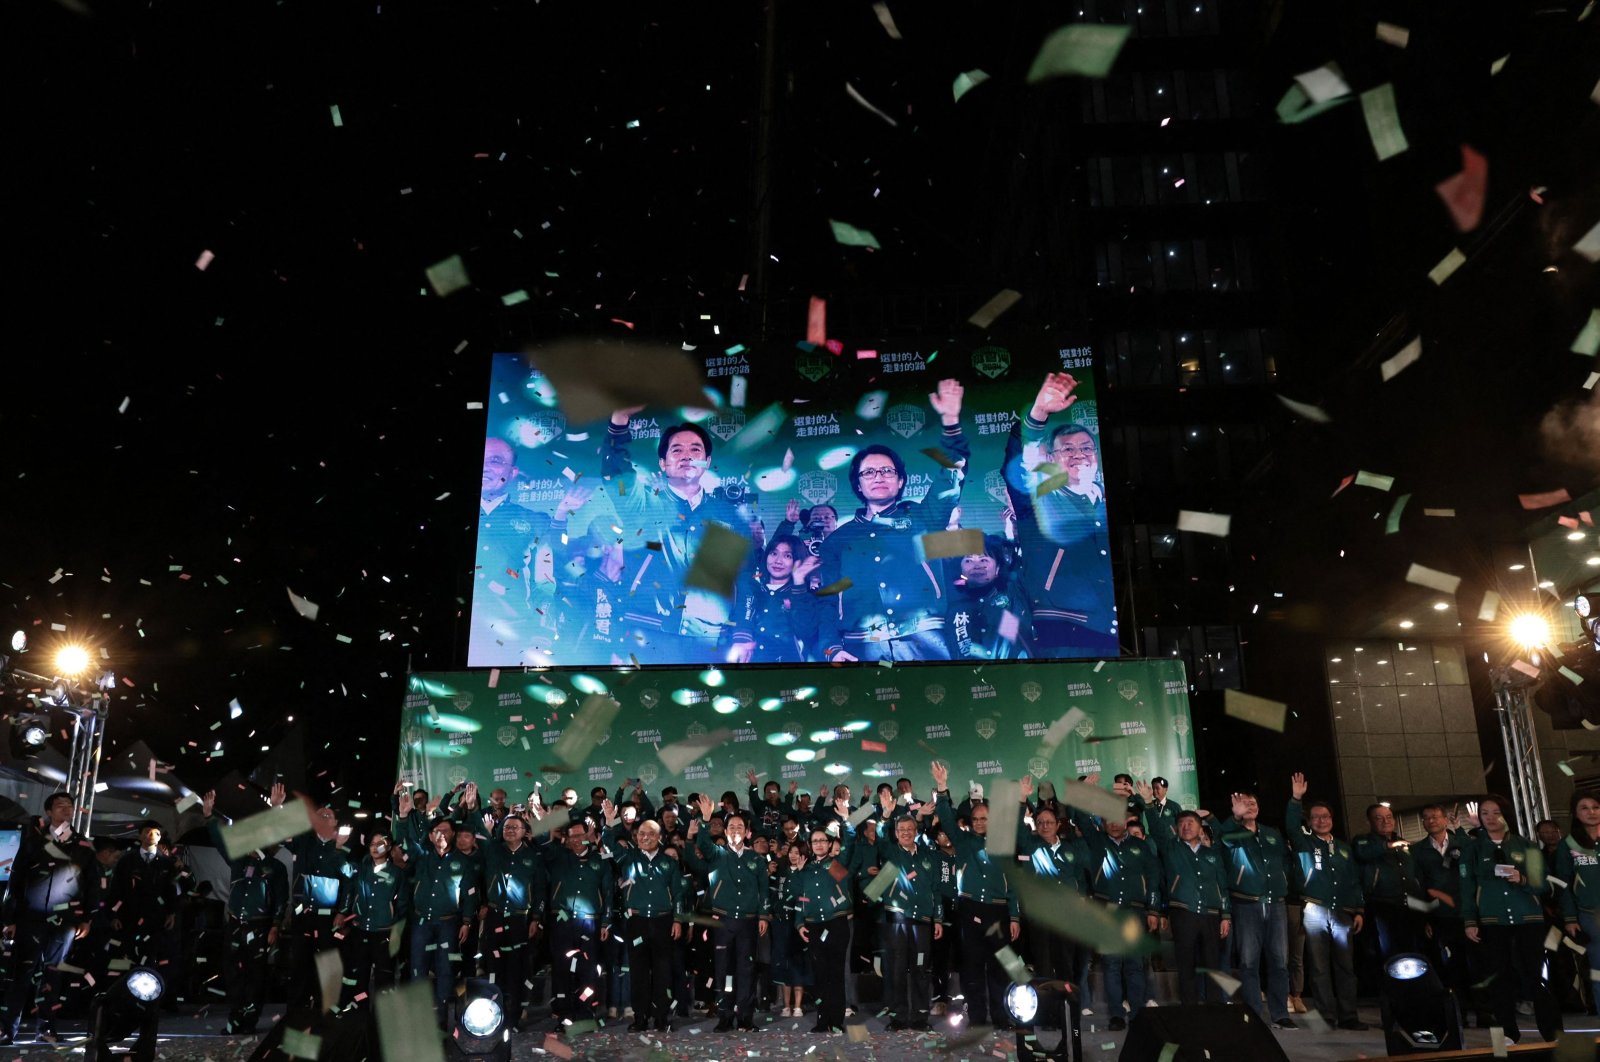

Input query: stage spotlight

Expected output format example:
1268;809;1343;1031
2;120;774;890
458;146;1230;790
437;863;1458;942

1006;983;1040;1028
1010;979;1081;1062
54;644;90;677
1508;613;1551;651
447;978;511;1062
1379;952;1462;1053
88;966;163;1062
8;713;52;760
8;631;24;653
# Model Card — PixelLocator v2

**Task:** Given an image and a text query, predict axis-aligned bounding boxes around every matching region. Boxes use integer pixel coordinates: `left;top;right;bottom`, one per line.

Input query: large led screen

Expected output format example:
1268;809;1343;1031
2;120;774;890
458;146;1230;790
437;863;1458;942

470;342;1115;667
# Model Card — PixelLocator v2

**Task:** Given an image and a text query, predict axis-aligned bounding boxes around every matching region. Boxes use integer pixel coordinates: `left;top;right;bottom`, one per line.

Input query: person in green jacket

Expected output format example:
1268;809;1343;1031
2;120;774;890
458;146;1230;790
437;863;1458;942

1414;803;1480;1022
1286;774;1363;1030
269;782;355;1015
471;799;548;1034
791;822;857;1033
609;813;685;1033
541;817;613;1024
871;792;946;1031
1157;811;1231;1005
932;761;1017;1028
1079;806;1164;1029
397;808;482;1028
1214;786;1293;1028
1016;774;1090;1011
206;796;289;1035
335;831;409;1010
1461;794;1559;1044
685;794;771;1032
1558;789;1600;1013
1352;802;1426;958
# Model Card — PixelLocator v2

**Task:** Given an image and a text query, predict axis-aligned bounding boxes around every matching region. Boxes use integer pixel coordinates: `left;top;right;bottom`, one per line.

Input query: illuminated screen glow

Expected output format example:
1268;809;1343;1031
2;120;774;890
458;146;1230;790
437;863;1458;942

468;345;1115;667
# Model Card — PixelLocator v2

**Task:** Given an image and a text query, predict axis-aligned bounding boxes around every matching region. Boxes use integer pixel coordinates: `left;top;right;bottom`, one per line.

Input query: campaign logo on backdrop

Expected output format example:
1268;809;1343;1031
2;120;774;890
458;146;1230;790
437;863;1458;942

405;726;424;747
735;688;755;708
1021;681;1042;703
830;686;850;706
1173;715;1192;738
925;684;946;704
984;469;1010;505
541;772;562;787
972;346;1012;380
452;692;475;712
685;721;708;739
544;689;569;708
887;405;925;439
1070;403;1100;436
735;761;757;782
1028;757;1051;778
1074;716;1096;739
1127;756;1149;779
637;764;659;786
510;411;566;449
782;721;804;744
798;472;837;506
706;411;747;443
448;766;470;787
879;721;900;741
497;726;517;747
795;351;834;383
1118;680;1140;701
976;718;997;740
639;689;660;709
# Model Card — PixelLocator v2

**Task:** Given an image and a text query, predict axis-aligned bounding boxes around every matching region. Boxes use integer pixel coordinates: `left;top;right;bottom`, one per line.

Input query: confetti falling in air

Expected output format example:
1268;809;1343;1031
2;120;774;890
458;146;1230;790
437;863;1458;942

1381;336;1423;381
828;218;881;249
1360;83;1409;160
1026;24;1131;81
1176;510;1231;537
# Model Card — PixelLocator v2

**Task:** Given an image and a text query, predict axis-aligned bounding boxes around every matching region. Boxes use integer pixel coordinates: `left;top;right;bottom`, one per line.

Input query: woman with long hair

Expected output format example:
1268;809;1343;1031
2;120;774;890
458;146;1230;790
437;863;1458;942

1558;789;1600;1014
1461;794;1561;1044
772;843;815;1017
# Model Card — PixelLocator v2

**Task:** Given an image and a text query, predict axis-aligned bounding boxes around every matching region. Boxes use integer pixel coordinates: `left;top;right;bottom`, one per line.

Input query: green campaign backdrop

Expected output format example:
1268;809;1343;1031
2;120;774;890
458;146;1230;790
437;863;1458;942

398;659;1198;809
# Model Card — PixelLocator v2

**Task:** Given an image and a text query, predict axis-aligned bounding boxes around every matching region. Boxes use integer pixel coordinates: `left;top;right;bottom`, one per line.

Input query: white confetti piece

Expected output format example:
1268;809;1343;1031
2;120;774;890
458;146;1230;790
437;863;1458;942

1380;336;1422;381
1375;22;1410;47
1176;510;1231;537
845;82;899;127
286;588;320;621
1294;63;1351;103
1276;394;1331;422
1429;248;1467;285
1574;219;1600;263
1423;508;1456;517
1355;470;1395;491
1406;563;1461;595
968;288;1022;330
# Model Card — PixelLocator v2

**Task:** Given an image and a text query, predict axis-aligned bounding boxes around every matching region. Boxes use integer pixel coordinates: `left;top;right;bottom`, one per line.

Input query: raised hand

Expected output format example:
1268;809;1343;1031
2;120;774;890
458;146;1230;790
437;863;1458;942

788;780;799;795
398;792;414;817
554;482;597;519
610;404;647;427
1084;773;1101;788
928;379;965;424
1029;372;1080;420
747;769;760;787
879;789;894;815
269;782;286;808
695;793;715;820
1291;773;1308;801
1230;792;1250;819
1134;780;1152;802
602;799;619;825
201;790;216;818
1019;775;1034;801
931;761;949;791
785;499;800;523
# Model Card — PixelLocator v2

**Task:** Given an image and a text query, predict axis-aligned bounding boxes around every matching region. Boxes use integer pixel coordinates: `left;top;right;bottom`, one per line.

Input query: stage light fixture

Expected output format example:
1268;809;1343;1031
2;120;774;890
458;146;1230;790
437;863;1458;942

1005;983;1040;1027
8;631;24;653
1509;613;1551;650
1379;951;1461;1053
54;644;90;677
9;712;53;760
1010;979;1082;1062
447;978;511;1062
88;966;164;1062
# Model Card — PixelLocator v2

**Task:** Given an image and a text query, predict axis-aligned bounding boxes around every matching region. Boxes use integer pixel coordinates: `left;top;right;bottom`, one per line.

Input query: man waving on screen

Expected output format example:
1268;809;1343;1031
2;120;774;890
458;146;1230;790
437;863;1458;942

817;379;968;662
1000;372;1117;656
601;411;751;662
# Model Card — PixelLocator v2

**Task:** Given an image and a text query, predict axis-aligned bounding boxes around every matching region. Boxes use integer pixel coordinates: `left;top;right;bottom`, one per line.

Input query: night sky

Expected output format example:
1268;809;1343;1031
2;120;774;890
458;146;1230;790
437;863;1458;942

6;0;1598;820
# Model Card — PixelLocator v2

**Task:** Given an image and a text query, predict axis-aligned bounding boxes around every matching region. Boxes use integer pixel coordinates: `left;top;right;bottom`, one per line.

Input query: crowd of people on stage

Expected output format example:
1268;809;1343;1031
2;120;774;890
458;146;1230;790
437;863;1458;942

4;772;1598;1045
476;372;1119;666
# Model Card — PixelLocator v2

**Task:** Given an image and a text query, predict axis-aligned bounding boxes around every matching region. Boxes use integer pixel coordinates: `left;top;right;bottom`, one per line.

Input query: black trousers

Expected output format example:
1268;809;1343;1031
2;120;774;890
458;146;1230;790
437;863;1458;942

624;913;675;1025
884;916;933;1023
2;916;76;1036
809;917;850;1029
285;911;339;1011
338;927;396;1010
1168;909;1224;1005
712;915;758;1021
482;913;533;1028
1478;924;1560;1043
226;919;276;1030
548;914;600;1020
957;898;1010;1025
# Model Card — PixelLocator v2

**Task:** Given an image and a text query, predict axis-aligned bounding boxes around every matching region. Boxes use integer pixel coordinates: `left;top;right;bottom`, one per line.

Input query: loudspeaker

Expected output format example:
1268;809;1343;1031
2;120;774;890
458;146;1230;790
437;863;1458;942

248;1008;373;1062
1118;1005;1289;1062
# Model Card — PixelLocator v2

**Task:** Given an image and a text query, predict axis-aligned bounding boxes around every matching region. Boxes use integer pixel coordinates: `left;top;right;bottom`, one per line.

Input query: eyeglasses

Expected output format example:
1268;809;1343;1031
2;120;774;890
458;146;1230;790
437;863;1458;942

857;467;900;480
1051;445;1097;458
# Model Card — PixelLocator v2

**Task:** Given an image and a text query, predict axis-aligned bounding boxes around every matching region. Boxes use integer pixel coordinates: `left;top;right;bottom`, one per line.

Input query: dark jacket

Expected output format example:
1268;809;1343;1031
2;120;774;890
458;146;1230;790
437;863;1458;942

4;819;96;924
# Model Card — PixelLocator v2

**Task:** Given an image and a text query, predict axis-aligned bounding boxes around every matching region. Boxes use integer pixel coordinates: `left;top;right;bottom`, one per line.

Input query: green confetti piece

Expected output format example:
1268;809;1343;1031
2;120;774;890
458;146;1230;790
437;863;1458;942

1360;83;1408;161
995;944;1029;984
1274;83;1352;125
548;692;622;773
1009;868;1157;956
281;1028;323;1060
1224;690;1287;732
1385;493;1412;534
1354;470;1395;491
812;577;853;597
684;521;753;599
1157;1045;1180;1062
218;802;313;860
1559;761;1576;776
1560;666;1584;686
952;69;990;102
968;288;1022;330
727;402;788;453
330;104;343;127
501;289;531;307
425;255;471;297
863;860;898;903
1035;471;1073;497
375;982;445;1062
1025;24;1131;82
1573;309;1600;356
829;219;881;249
921;529;984;560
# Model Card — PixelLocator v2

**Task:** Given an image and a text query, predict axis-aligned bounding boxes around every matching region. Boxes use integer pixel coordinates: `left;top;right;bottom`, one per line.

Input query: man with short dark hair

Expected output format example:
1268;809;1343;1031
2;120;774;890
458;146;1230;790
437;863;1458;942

269;783;355;1016
873;795;945;1031
109;823;181;968
1214;787;1294;1029
1286;774;1365;1031
0;792;94;1045
602;410;752;662
540;819;613;1025
1352;801;1424;963
1158;811;1230;1005
932;761;1018;1027
685;798;771;1031
816;381;969;663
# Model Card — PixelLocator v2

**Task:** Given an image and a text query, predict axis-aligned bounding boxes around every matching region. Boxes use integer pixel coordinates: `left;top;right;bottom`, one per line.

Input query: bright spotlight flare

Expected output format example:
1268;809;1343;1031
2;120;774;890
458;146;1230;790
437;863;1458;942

1508;613;1551;651
55;644;91;677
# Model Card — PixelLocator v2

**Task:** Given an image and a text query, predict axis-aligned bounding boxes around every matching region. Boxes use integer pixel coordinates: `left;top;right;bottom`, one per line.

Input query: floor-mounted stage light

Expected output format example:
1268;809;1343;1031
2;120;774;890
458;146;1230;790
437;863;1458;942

1010;979;1082;1062
446;978;511;1062
8;711;52;760
88;967;164;1062
1380;952;1462;1053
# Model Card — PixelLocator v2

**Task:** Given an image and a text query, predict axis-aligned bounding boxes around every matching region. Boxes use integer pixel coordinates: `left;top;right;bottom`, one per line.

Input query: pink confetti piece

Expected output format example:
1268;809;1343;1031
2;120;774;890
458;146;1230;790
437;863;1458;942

1435;145;1488;232
1519;488;1571;509
195;249;215;270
